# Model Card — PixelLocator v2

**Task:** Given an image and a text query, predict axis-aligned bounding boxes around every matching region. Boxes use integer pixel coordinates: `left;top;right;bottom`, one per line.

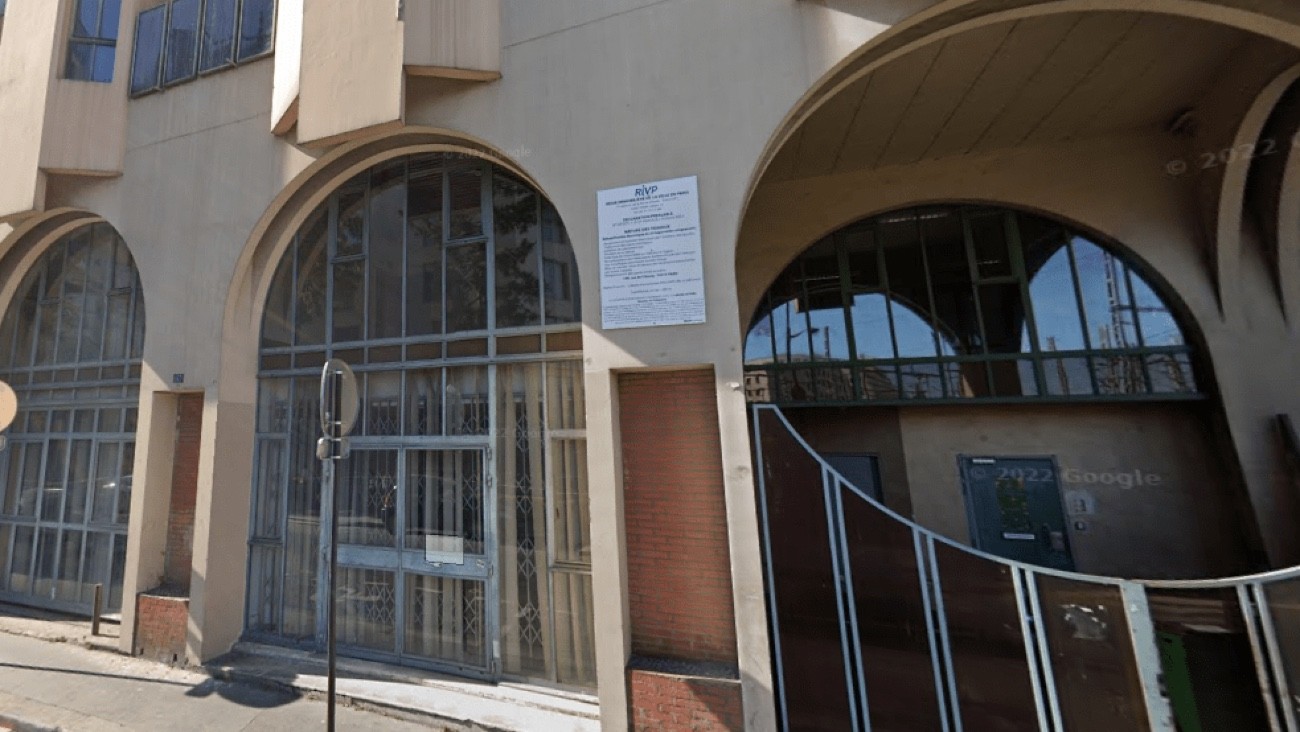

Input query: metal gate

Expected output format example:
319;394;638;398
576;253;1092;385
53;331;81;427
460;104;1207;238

327;442;497;678
752;404;1300;731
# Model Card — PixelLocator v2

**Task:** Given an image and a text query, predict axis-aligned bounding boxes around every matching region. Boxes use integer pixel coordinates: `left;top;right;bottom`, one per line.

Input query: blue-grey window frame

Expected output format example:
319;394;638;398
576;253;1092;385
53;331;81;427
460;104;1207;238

744;205;1203;407
128;0;274;98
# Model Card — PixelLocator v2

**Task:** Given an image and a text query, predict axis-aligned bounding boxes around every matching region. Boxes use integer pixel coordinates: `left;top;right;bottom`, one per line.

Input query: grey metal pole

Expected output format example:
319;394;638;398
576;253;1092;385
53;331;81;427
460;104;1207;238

326;366;341;732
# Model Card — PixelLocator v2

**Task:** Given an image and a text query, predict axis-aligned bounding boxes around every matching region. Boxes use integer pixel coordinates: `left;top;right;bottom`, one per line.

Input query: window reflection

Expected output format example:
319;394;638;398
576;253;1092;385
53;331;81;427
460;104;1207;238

745;206;1198;404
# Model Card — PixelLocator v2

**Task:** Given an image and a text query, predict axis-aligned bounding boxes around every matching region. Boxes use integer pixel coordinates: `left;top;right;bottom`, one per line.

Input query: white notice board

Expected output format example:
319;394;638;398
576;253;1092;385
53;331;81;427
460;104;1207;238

597;176;705;329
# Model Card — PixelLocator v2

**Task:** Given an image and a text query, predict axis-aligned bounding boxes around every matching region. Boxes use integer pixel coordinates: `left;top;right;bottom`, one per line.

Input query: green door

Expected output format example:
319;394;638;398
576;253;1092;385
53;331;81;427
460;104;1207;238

960;456;1074;571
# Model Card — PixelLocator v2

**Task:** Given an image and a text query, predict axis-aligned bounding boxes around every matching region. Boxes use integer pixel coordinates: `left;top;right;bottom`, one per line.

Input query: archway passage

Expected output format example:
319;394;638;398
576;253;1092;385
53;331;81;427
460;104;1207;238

247;152;595;688
745;205;1249;581
0;222;145;615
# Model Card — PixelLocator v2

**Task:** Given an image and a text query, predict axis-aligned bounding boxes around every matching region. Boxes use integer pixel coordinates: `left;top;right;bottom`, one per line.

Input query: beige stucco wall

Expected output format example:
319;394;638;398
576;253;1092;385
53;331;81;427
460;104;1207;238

1;1;1300;730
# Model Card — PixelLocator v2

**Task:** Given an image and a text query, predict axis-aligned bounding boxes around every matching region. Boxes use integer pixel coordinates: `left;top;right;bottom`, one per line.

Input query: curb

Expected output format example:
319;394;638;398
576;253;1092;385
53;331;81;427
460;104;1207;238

203;664;493;731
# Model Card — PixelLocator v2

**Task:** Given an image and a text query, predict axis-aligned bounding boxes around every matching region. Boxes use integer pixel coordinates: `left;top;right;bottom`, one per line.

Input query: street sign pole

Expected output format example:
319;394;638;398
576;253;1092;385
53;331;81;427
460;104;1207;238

316;360;357;732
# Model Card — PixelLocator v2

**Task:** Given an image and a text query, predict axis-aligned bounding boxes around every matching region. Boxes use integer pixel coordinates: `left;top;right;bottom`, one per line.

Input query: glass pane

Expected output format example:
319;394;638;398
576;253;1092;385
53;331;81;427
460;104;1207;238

768;270;810;364
362;372;401;436
335;184;366;258
163;0;200;85
74;0;100;37
1093;355;1147;396
0;524;9;592
882;218;940;359
261;255;294;348
979;284;1027;356
282;376;321;640
553;571;597;686
493;173;541;328
34;527;58;599
405;450;484;555
1131;274;1184;347
406;575;486;667
1037;576;1149;731
336;567;395;653
933;542;1041;729
294;211;328;345
338;450;398;548
445;244;487;333
90;44;117;84
253;439;284;539
407;168;444;336
42;440;67;521
846;294;892;365
11;525;34;594
448;167;483;239
115;443;134;525
925;210;979;355
744;311;775;365
969;210;1012;279
56;529;83;601
199;0;237;71
546;360;585;430
100;0;122;39
498;363;549;677
108;533;127;611
898;362;944;398
368;162;406;340
406;368;443;436
82;531;112;603
798;239;850;362
551;439;589;564
256;379;291;432
92;442;120;523
63;440;92;523
66;41;114;83
1072;239;1140;350
1044;357;1094;397
541;201;580;324
1147;353;1196;394
236;0;275;60
331;259;364;343
103;292;128;360
246;545;281;634
1028;244;1086;353
56;232;88;363
447;366;488;436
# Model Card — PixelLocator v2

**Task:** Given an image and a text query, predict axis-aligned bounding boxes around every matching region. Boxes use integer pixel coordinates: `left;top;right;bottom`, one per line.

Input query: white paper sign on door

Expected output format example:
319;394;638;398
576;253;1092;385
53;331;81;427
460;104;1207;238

597;175;705;329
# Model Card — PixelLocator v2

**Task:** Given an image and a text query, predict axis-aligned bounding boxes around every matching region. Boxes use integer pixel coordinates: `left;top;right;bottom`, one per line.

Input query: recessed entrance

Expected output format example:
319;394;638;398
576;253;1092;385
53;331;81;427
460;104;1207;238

960;456;1073;571
247;152;595;688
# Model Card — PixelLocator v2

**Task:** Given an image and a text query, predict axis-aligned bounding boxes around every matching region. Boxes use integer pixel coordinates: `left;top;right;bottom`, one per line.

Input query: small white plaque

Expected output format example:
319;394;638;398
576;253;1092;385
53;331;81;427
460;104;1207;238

597;175;705;329
425;535;465;565
1002;532;1037;541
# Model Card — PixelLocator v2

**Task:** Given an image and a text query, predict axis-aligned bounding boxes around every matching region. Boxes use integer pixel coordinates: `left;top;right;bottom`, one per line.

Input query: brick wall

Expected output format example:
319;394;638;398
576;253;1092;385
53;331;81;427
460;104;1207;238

619;369;744;731
164;393;202;591
618;368;737;664
628;670;744;732
135;594;189;664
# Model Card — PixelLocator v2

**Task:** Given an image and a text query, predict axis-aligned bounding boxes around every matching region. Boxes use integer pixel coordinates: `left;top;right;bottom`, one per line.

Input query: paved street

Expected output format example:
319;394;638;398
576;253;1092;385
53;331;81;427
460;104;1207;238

0;632;436;731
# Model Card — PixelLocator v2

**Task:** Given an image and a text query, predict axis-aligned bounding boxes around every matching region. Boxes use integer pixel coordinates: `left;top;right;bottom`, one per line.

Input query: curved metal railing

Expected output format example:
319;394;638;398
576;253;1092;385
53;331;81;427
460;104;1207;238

752;404;1300;732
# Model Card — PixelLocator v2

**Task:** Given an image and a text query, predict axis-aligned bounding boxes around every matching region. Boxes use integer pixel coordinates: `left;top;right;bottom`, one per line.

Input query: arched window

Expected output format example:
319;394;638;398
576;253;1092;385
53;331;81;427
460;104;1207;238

745;206;1197;404
248;153;593;687
0;223;145;614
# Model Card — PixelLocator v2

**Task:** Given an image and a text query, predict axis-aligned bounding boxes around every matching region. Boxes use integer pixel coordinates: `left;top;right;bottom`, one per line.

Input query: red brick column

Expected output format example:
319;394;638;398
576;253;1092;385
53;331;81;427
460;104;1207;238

164;393;202;591
618;369;743;731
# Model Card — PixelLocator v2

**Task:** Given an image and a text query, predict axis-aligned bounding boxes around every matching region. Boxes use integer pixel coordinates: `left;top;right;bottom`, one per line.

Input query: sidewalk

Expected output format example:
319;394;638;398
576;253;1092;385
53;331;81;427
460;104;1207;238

0;631;434;731
0;605;600;732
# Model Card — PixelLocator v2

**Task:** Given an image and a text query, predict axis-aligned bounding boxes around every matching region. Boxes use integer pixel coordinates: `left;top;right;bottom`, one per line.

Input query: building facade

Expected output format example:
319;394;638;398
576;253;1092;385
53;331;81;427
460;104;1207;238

2;1;1300;729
